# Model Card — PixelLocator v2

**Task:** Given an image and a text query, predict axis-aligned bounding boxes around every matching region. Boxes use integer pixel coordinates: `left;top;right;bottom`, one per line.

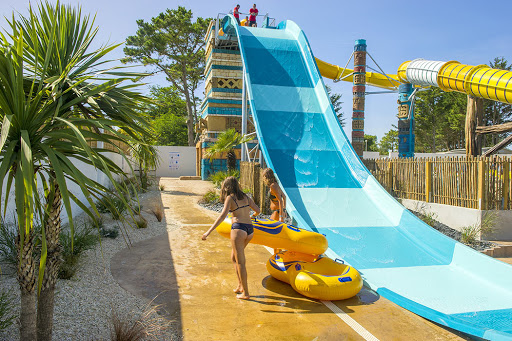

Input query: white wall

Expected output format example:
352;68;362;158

363;151;380;159
1;152;124;226
401;199;512;241
154;146;196;178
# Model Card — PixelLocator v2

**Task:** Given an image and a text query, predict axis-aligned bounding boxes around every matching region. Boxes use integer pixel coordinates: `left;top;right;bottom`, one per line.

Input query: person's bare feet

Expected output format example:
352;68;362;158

233;286;243;294
236;293;250;299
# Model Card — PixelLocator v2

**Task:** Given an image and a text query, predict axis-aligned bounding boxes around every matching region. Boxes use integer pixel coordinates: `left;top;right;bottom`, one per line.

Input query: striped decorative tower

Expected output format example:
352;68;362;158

397;83;415;157
352;39;366;157
197;21;257;179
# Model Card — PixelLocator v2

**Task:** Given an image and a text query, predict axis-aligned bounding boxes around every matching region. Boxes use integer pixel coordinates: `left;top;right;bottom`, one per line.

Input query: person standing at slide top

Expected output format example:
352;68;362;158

233;4;241;25
202;177;260;299
249;4;258;27
263;168;287;222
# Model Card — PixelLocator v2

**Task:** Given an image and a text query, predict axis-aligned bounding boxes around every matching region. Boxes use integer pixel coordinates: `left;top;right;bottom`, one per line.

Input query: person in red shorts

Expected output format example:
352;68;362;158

249;4;258;27
233;4;241;25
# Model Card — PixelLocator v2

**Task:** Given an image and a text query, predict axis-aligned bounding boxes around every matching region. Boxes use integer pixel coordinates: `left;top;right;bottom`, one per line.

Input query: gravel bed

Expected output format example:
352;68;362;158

198;202;496;252
0;188;181;341
410;211;497;251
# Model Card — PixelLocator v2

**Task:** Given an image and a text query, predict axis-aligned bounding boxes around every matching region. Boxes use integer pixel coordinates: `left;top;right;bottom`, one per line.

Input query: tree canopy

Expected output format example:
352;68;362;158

141;86;188;146
379;127;398;155
364;134;379;152
123;6;211;146
326;85;344;127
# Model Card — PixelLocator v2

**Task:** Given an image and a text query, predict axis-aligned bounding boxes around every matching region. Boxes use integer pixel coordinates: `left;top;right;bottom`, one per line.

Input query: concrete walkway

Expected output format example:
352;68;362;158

111;178;470;341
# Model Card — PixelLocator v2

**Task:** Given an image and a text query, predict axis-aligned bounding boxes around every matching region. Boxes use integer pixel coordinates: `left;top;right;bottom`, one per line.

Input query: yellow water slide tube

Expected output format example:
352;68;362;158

397;59;512;104
316;56;512;104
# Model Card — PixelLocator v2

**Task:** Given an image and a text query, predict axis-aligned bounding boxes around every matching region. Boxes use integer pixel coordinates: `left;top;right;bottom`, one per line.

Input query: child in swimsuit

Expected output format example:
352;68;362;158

202;176;260;299
262;168;287;222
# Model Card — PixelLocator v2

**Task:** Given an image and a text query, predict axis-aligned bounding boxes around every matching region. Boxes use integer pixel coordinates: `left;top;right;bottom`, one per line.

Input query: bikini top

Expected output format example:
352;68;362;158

268;188;279;204
229;194;249;212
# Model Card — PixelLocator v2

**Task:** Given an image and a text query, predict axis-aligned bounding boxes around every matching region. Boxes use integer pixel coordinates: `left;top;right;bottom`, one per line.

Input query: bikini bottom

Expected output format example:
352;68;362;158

231;222;254;235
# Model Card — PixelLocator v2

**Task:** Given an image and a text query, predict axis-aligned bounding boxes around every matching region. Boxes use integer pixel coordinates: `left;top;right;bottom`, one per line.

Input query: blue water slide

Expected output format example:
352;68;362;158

222;16;512;340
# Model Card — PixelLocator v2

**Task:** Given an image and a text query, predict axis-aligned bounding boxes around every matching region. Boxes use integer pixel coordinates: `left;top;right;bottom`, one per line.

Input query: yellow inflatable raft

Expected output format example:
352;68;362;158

267;251;363;301
216;216;362;300
216;217;328;255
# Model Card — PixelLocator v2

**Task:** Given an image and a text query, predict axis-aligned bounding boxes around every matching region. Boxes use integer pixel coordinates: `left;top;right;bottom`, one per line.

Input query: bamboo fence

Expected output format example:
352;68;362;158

240;156;511;212
240;161;271;214
363;156;511;210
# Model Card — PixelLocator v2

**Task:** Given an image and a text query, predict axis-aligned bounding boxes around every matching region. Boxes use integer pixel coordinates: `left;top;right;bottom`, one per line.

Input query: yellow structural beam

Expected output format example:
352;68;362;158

315;57;401;90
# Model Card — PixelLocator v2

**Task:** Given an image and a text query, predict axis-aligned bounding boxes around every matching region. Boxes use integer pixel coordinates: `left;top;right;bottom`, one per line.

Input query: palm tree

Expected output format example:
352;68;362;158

0;2;151;340
204;128;253;171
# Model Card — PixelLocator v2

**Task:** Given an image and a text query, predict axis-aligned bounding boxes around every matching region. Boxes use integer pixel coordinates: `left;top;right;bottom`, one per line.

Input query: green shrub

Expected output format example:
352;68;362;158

59;222;99;279
209;170;240;189
0;220;17;269
138;172;154;192
159;184;165;191
0;291;15;331
90;216;119;239
480;211;497;236
100;227;119;239
97;193;129;220
200;190;219;205
460;225;480;245
460;212;497;245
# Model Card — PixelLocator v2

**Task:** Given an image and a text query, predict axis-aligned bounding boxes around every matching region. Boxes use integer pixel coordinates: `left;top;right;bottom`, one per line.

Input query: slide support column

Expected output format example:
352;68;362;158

352;39;366;158
241;70;248;162
397;83;415;158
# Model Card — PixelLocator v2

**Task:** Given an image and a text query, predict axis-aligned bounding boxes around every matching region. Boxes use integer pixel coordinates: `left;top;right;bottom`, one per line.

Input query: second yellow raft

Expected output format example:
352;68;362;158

267;251;363;301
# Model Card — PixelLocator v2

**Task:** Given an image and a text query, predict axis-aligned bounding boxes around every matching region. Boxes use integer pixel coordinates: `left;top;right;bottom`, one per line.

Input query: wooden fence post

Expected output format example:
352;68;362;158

425;160;432;202
478;158;488;210
387;161;393;194
504;160;510;210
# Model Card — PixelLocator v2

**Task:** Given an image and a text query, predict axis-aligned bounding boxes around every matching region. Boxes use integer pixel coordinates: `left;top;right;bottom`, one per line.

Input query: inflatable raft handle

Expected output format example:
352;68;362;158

334;258;345;264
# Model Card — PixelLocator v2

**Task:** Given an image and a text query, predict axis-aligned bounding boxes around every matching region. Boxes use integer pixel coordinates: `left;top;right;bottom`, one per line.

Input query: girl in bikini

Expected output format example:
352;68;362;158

202;176;260;299
262;168;287;222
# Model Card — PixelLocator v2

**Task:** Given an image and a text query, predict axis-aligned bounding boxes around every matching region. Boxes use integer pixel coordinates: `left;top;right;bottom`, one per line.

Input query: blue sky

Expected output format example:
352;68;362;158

1;0;512;140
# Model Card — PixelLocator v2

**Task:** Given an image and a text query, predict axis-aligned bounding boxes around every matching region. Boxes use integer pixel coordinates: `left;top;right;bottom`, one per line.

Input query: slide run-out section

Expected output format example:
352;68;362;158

222;16;512;340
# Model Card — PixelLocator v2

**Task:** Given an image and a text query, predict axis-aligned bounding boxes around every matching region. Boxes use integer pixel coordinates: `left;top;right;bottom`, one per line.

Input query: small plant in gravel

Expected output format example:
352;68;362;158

460;212;497;245
110;304;167;341
134;216;148;229
460;225;480;245
150;205;164;222
419;211;437;227
159;184;165;191
91;217;120;239
209;170;239;189
59;222;99;279
0;290;15;331
100;227;120;239
97;193;130;220
199;190;219;205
